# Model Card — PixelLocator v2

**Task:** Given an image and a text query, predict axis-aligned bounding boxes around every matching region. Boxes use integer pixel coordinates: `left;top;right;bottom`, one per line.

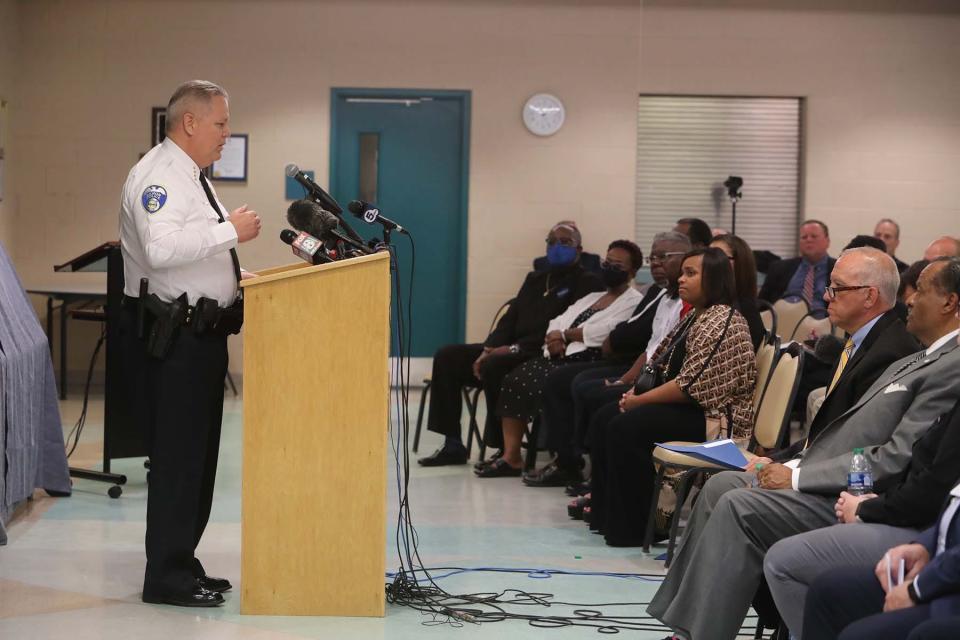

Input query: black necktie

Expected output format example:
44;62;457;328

198;171;242;288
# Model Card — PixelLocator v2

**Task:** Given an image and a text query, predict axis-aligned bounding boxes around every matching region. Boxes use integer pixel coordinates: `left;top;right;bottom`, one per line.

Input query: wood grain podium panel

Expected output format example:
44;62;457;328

239;253;391;616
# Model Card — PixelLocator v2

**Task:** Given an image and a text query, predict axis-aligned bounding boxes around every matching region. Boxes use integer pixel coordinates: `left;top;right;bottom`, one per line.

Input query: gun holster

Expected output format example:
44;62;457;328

143;292;188;360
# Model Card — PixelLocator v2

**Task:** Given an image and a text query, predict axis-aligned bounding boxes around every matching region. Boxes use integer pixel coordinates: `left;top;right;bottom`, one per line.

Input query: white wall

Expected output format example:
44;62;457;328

639;2;960;262
8;0;960;378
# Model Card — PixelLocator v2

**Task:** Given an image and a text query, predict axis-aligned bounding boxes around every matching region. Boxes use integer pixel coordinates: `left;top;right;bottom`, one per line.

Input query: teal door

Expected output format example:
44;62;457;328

330;89;470;356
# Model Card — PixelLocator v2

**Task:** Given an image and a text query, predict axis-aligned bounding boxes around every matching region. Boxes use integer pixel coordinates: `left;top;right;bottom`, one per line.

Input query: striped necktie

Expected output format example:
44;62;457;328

826;338;854;396
802;264;815;306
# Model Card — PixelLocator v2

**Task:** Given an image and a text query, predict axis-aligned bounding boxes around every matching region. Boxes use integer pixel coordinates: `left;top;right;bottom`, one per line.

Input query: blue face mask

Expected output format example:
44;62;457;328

546;244;577;267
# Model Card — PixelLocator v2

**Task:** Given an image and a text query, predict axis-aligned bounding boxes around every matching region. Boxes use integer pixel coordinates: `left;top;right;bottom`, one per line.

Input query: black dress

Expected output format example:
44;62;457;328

496;306;604;423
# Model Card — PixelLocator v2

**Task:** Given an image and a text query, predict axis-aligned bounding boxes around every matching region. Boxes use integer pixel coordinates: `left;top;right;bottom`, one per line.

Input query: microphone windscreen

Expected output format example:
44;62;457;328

280;229;298;245
287;199;321;234
347;200;365;216
285;163;299;177
315;208;340;235
814;334;844;364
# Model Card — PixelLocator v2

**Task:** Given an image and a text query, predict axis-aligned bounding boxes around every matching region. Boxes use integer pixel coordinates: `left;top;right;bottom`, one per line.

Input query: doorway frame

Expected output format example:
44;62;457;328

330;87;471;344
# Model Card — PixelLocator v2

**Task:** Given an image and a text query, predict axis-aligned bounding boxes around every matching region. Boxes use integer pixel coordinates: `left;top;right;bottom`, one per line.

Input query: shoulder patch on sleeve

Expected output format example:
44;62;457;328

141;185;168;213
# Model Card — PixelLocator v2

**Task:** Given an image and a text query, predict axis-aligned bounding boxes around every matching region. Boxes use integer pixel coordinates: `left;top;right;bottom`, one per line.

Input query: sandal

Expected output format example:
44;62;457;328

473;449;503;471
567;494;591;520
474;458;523;478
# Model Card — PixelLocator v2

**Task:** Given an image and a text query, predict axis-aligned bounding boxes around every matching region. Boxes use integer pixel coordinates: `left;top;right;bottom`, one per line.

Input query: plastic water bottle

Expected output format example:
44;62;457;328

847;448;874;496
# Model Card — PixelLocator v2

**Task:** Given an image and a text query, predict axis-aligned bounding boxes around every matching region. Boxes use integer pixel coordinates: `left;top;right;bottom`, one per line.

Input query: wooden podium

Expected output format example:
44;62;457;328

239;252;391;617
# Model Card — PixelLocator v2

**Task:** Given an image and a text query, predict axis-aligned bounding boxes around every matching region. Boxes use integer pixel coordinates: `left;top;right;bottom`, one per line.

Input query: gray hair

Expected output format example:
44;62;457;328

550;222;582;247
165;80;228;133
652;231;692;251
839;246;900;305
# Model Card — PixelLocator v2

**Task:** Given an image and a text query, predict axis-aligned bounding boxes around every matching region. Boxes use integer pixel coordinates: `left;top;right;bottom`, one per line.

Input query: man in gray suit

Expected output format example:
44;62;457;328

647;257;960;640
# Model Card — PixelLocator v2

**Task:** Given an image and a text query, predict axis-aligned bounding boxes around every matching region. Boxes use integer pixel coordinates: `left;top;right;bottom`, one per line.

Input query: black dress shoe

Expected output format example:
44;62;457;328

418;445;468;467
142;585;224;607
197;575;232;593
565;480;591;497
523;462;582;487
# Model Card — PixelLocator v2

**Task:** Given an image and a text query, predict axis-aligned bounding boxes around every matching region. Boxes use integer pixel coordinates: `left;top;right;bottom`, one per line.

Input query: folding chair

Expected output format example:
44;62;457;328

642;342;804;566
412;299;513;460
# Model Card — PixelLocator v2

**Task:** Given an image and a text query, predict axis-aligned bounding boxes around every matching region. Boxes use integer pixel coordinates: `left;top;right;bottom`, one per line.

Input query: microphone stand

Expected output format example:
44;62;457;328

728;189;742;235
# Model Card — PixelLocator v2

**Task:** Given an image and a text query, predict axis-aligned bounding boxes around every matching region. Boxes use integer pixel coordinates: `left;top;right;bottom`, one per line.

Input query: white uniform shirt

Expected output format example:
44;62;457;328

119;137;239;306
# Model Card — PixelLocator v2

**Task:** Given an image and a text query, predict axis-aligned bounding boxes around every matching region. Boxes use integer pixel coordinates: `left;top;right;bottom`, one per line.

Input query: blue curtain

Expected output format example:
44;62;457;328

0;242;70;544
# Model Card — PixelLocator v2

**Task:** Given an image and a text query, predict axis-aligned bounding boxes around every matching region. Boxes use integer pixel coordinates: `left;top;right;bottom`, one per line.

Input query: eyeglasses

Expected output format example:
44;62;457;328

546;237;577;247
825;284;875;300
601;260;627;271
646;252;685;265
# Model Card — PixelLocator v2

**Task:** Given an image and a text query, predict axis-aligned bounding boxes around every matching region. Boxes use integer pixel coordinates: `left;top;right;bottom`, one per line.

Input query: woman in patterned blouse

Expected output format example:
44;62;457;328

585;247;757;547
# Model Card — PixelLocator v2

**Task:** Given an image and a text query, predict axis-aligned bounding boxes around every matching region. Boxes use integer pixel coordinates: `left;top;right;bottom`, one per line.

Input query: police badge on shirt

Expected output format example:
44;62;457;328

141;185;168;214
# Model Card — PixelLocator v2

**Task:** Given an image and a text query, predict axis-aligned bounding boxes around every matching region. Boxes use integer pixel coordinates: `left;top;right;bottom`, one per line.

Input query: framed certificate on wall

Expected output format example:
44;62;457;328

211;134;248;181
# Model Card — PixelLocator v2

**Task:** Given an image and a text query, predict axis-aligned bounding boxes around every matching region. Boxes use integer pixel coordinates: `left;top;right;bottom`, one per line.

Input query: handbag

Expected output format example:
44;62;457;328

633;313;696;394
633;306;736;395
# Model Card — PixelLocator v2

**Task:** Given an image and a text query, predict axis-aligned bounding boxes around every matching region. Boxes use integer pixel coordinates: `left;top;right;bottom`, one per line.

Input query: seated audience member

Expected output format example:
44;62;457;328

674;217;713;248
803;477;960;640
418;222;603;466
647;258;960;640
710;234;764;349
874;218;909;273
533;220;603;275
475;240;643;477
759;219;835;313
923;235;960;261
847;234;889;253
524;232;690;487
791;248;919;417
899;260;930;304
586;247;757;546
765;397;960;637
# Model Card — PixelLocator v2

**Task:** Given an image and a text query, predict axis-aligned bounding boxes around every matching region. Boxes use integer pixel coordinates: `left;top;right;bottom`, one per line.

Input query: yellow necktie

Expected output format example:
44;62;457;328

826;338;854;396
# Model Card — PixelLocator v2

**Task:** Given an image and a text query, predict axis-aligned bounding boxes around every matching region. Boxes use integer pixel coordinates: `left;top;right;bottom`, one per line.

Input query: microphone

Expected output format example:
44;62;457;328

285;163;343;215
287;199;372;256
280;228;332;265
287;198;338;239
347;200;408;235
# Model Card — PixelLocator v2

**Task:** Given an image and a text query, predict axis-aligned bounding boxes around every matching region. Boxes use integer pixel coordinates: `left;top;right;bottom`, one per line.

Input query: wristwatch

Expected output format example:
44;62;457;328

508;344;520;354
907;579;921;604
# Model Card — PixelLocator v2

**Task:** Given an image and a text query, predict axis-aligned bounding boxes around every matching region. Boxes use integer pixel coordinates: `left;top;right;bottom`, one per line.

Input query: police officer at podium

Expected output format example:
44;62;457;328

119;80;260;607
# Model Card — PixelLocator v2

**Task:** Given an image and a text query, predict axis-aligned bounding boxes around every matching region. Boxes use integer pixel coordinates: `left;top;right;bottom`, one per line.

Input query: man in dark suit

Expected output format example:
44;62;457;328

418;222;603;466
874;218;910;273
803;474;960;639
647;257;960;640
772;247;921;460
759;219;836;313
765;398;960;637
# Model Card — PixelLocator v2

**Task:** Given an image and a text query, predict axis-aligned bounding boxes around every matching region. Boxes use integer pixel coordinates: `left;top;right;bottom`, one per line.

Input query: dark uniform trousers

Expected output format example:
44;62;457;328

122;306;229;596
426;343;529;450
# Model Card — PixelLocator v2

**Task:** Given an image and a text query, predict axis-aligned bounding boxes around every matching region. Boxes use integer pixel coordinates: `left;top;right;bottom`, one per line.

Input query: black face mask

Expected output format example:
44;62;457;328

601;264;630;288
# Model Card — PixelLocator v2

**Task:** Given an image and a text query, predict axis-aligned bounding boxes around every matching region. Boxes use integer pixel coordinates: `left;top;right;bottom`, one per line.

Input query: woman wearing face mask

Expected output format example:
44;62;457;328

584;247;757;545
476;240;645;477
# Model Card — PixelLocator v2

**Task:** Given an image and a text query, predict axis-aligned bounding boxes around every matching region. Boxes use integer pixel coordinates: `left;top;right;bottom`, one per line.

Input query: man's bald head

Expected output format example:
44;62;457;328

923;236;960;261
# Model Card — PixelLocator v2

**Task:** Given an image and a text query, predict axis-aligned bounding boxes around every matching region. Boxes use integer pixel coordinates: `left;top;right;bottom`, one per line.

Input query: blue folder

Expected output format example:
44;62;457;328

655;439;749;471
